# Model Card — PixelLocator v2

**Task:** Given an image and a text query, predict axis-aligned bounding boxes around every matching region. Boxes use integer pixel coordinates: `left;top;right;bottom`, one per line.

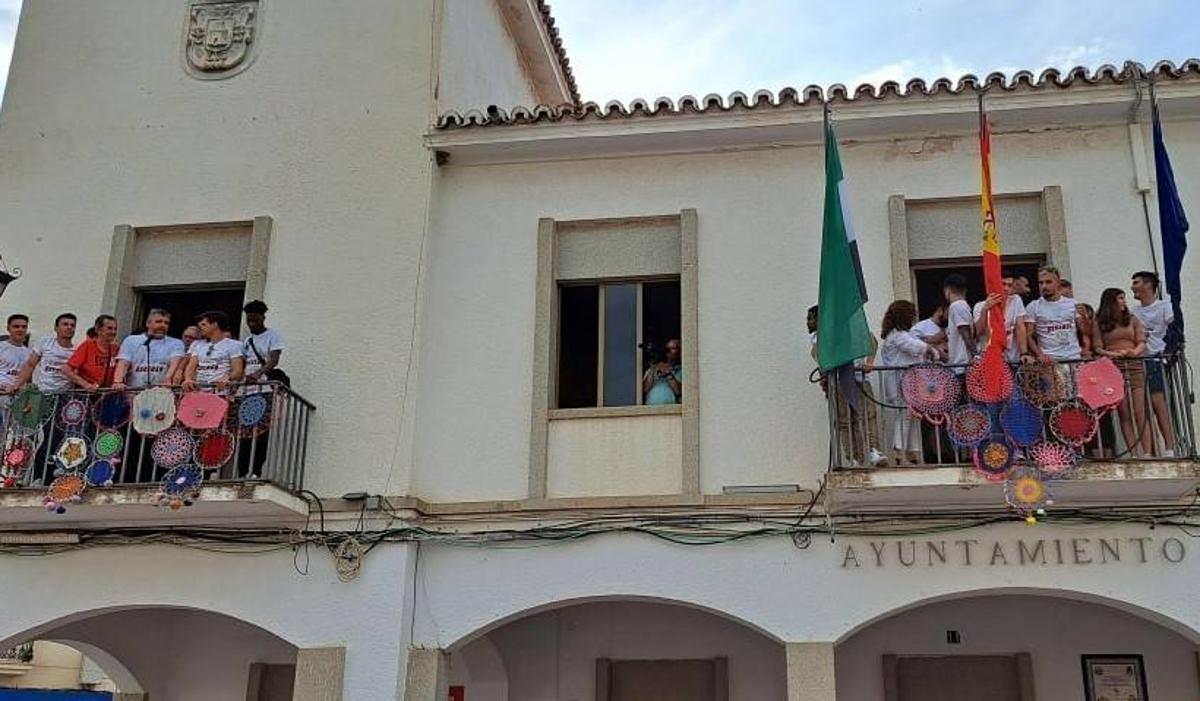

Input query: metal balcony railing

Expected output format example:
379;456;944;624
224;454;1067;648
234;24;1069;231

825;355;1196;471
0;383;314;493
0;642;34;663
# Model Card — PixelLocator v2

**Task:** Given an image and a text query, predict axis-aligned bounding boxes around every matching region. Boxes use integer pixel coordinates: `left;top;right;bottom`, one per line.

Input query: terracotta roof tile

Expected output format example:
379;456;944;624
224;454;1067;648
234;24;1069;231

436;59;1200;130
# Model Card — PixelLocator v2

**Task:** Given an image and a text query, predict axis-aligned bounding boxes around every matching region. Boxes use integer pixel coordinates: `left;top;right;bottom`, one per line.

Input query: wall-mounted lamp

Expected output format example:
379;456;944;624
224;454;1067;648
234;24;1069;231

0;255;21;300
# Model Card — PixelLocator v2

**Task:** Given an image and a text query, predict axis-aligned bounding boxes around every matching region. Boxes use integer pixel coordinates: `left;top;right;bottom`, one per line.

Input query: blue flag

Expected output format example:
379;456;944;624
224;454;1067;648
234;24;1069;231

1153;99;1189;352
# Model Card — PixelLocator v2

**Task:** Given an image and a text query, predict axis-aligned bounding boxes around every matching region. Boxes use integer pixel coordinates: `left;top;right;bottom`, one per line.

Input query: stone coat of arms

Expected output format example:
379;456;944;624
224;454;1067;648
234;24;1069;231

183;0;262;78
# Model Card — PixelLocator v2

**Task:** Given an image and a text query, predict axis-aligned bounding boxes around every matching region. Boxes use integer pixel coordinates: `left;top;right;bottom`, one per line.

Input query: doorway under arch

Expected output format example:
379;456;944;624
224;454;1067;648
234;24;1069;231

448;599;787;701
837;593;1199;701
1;607;298;701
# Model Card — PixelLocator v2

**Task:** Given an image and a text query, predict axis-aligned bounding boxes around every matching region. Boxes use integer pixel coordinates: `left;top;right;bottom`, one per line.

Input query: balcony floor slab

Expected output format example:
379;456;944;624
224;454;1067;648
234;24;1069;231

826;460;1200;514
0;481;309;530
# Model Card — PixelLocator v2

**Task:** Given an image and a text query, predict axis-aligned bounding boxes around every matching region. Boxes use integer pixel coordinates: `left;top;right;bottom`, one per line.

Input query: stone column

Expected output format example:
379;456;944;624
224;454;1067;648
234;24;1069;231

786;642;837;701
403;648;448;701
293;647;346;701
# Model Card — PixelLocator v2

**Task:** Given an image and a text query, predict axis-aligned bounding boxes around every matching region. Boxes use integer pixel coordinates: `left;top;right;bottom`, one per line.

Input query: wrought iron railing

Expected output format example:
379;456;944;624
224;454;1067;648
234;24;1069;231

824;355;1195;471
0;383;314;494
0;642;34;663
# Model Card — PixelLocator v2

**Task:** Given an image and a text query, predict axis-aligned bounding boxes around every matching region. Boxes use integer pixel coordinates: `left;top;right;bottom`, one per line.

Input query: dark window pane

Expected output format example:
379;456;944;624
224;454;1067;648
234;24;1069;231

557;285;598;408
137;286;247;339
642;280;681;370
603;284;638;406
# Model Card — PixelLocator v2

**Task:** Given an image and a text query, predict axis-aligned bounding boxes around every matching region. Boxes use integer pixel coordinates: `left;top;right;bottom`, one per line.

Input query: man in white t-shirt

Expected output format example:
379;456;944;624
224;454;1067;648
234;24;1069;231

1131;270;1176;456
182;311;244;390
14;313;77;393
972;271;1028;363
1024;266;1082;363
0;314;33;397
113;309;187;390
942;274;976;374
241;300;285;385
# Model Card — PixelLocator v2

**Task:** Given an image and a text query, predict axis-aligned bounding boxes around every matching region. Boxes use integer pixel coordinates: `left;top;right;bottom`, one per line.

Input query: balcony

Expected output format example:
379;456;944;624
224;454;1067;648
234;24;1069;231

823;356;1198;513
0;383;313;528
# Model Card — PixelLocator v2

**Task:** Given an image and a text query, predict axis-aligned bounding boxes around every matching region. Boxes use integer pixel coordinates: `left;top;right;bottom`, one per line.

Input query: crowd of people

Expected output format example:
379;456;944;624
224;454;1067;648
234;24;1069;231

0;301;285;406
812;268;1179;467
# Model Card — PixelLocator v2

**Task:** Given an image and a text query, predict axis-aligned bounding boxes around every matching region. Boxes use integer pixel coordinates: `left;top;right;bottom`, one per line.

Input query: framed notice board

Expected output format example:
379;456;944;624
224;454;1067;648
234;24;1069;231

1082;654;1149;701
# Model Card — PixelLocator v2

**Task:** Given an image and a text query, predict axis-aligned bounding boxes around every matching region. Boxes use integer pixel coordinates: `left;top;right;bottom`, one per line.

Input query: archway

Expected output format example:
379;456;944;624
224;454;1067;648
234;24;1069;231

0;607;298;701
448;599;787;701
836;592;1200;700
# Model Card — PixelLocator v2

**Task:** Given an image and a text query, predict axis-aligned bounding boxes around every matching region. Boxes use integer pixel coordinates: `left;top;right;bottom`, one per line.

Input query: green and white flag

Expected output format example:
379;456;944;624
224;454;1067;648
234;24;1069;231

816;115;874;372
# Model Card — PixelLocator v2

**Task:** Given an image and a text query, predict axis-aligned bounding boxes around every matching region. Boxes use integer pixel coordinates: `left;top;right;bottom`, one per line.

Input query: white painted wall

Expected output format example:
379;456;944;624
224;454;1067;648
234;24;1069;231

416;118;1200;501
547;415;682;497
837;594;1199;701
414;522;1200;649
0;544;415;701
0;0;438;498
437;0;537;113
453;602;785;701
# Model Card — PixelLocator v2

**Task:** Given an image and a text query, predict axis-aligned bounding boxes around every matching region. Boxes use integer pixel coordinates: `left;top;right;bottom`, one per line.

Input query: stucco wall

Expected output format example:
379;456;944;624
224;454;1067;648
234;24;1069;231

837;595;1199;701
0;0;437;498
0;544;415;701
416;119;1200;501
437;0;537;113
454;602;786;701
414;522;1200;649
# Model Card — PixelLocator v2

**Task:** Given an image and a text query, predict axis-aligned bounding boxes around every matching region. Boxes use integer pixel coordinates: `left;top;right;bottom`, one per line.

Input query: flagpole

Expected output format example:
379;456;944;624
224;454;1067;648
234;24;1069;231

1145;76;1163;288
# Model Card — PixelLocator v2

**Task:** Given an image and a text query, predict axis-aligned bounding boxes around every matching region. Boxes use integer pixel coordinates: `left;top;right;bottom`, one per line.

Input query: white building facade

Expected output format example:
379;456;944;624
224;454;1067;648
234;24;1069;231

1;1;1199;699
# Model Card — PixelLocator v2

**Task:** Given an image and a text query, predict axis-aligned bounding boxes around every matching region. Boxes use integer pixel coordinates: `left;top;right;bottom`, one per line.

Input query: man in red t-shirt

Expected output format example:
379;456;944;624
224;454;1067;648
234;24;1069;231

63;315;120;391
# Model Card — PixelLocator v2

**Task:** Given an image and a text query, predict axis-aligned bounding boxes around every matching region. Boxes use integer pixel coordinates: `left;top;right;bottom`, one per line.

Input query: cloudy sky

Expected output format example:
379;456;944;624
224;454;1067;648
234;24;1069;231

1;0;1197;103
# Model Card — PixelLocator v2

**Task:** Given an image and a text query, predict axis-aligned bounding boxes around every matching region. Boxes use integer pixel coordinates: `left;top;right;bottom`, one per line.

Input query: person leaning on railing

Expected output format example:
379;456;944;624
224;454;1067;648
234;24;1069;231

60;315;119;391
1131;270;1177;457
1092;288;1151;458
181;311;244;391
880;300;941;465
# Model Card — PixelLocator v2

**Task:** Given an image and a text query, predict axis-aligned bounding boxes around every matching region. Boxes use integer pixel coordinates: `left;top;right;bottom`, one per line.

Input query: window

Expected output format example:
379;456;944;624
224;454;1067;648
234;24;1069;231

136;285;246;338
910;257;1043;319
557;279;681;408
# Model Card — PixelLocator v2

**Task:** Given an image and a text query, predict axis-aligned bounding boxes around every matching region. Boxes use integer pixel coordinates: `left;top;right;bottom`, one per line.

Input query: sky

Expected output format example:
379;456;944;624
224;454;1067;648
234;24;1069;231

0;1;1197;103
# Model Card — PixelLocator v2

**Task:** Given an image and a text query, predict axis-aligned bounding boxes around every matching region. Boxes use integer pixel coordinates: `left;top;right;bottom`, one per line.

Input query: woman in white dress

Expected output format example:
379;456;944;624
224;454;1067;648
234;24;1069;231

880;300;940;465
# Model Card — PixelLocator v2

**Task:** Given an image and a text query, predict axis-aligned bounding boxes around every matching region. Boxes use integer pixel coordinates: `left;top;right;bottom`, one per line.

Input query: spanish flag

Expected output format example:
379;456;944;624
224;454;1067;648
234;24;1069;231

979;96;1007;388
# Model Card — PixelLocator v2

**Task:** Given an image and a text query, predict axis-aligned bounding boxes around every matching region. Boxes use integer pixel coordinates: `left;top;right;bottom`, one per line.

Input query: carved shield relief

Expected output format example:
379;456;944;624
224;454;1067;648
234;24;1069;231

183;0;262;79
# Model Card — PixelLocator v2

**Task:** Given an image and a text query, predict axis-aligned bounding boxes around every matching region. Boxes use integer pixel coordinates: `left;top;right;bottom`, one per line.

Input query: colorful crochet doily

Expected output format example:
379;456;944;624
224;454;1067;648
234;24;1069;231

1017;364;1072;409
151;427;195;468
1028;439;1080;477
84;459;118;487
1049;399;1099;447
235;393;273;437
178;391;229;431
1005;466;1052;514
1076;357;1126;411
132;387;177;435
58;397;89;429
54;436;89;471
93;391;131;429
901;363;962;422
1000;394;1044;447
973;436;1017;482
966;356;1014;404
93;430;124;460
1;436;36;487
9;386;53;430
157;465;203;510
946;404;993;448
194;429;236;470
44;472;85;514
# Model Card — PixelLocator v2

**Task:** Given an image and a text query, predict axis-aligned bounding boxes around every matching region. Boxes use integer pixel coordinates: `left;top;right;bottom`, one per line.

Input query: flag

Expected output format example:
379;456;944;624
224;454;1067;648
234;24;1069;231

816;111;874;376
978;97;1007;392
1152;96;1189;352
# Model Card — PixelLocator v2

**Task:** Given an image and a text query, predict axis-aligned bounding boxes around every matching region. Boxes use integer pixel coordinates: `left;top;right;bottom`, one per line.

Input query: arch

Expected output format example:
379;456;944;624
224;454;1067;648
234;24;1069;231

835;586;1200;645
47;639;146;695
0;604;300;651
446;594;785;650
